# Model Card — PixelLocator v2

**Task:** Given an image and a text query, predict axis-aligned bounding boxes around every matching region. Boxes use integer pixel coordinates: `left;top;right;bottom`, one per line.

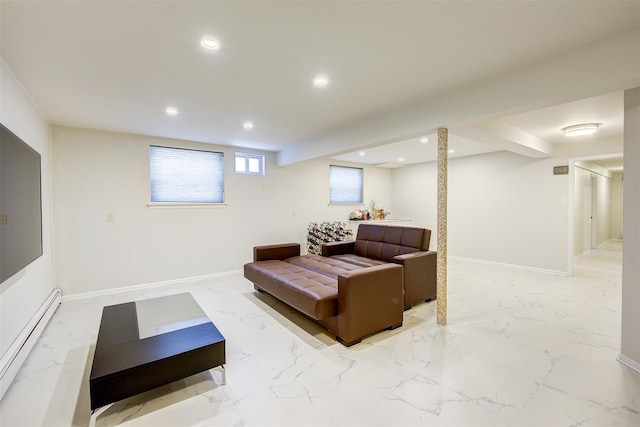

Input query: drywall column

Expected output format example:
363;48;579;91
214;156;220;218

619;87;640;372
437;128;448;326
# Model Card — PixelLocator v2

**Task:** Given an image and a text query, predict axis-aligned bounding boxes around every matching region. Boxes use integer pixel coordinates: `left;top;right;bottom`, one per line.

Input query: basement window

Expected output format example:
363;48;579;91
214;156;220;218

149;145;225;204
329;165;364;204
235;152;265;175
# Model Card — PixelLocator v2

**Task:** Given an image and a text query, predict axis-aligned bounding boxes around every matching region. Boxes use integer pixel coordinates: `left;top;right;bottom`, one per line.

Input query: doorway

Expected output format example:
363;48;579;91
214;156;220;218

590;174;597;250
567;153;623;276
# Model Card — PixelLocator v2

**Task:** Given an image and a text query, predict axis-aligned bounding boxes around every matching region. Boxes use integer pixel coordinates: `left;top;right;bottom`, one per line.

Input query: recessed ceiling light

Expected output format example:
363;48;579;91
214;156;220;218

201;38;220;50
313;75;329;88
448;149;455;154
358;151;366;156
420;137;429;143
562;123;599;136
165;107;178;116
243;121;254;130
398;157;405;162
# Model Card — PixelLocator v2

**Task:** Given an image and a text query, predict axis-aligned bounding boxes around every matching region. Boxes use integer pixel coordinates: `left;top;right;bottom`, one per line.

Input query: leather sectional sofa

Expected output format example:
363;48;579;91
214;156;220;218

243;224;437;346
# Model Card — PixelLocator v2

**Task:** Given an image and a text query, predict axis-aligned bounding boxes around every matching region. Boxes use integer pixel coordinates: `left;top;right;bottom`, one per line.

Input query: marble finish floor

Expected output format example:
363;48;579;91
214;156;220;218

1;243;638;426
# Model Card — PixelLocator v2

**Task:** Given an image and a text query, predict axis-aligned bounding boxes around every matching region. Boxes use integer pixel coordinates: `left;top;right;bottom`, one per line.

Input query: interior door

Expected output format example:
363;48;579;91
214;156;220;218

590;174;597;249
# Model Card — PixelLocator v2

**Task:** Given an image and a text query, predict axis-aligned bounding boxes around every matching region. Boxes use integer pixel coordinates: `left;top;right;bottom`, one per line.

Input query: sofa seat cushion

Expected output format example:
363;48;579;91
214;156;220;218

331;254;387;268
244;260;337;320
285;255;363;279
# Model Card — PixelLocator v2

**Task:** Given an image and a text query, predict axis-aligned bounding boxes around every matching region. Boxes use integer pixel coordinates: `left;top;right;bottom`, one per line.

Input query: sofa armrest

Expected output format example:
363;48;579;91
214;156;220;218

336;263;403;346
253;243;300;261
393;251;437;308
321;240;356;257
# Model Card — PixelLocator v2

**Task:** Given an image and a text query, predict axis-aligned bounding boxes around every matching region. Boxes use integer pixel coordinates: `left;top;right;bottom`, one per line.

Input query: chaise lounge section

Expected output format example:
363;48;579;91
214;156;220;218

244;242;403;346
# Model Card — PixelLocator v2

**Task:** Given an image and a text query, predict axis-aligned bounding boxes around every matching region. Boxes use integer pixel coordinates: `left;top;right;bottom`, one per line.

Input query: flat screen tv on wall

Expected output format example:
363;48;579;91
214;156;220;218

0;123;43;284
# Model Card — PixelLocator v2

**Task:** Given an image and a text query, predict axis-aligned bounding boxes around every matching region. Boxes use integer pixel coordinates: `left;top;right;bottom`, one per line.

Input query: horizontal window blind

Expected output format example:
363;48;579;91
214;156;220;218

329;165;363;204
150;145;224;203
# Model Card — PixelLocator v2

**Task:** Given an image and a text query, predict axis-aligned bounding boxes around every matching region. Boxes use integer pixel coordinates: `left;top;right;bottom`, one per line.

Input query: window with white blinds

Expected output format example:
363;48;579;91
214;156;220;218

149;145;224;203
329;165;363;204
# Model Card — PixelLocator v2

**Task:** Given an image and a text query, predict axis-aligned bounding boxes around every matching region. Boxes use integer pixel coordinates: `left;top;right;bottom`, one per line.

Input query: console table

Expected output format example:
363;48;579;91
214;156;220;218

89;292;225;410
348;219;412;233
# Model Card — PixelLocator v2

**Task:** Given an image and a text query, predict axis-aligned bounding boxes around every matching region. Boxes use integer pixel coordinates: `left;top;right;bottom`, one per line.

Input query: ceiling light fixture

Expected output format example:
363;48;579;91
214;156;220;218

313;75;329;88
398;157;405;162
420;137;429;143
201;38;220;50
243;121;254;130
562;123;599;137
358;151;366;157
165;107;178;116
448;149;455;154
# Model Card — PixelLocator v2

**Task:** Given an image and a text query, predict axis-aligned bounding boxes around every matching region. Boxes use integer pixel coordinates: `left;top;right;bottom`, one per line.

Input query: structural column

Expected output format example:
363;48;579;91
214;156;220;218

437;128;448;326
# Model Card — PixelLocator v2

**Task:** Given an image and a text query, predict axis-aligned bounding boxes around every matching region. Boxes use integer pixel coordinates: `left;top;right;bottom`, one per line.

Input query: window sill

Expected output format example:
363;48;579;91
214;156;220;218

147;203;229;209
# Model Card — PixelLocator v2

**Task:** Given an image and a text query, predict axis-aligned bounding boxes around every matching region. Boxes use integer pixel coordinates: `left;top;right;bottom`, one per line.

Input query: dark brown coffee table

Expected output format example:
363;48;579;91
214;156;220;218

89;292;225;410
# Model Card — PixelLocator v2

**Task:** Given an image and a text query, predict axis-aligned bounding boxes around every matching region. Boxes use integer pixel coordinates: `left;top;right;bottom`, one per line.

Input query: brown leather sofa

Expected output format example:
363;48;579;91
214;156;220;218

243;224;436;346
323;223;437;309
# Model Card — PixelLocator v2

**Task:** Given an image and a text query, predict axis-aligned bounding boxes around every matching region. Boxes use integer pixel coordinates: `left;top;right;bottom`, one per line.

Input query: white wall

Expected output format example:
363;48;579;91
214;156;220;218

0;61;54;357
574;166;592;256
391;151;569;272
595;173;612;247
51;126;391;295
611;171;623;239
621;87;640;371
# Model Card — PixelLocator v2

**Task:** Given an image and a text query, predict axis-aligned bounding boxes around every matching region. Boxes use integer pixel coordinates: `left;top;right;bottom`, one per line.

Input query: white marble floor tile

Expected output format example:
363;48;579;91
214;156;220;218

0;245;638;426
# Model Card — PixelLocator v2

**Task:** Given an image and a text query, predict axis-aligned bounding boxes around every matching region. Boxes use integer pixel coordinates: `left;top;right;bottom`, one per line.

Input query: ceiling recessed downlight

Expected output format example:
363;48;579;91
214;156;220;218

165;107;178;116
243;121;254;130
398;157;405;162
313;75;329;88
201;38;220;50
448;149;455;154
562;123;599;136
420;137;429;143
358;151;366;157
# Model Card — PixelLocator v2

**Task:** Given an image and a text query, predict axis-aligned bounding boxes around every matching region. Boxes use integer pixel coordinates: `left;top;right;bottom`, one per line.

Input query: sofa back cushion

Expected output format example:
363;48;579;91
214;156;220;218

354;224;430;262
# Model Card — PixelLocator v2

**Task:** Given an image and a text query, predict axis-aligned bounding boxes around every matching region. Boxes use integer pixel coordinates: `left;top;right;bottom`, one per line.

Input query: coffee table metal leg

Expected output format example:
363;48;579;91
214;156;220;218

89;403;111;426
214;365;226;385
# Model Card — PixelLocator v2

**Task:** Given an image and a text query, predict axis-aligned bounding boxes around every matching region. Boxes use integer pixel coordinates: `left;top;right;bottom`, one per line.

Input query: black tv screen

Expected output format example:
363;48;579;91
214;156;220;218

0;123;43;283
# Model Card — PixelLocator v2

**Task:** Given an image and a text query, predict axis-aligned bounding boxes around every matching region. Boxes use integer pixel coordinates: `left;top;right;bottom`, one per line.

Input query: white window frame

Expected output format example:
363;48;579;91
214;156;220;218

148;145;225;206
329;165;364;204
235;152;265;175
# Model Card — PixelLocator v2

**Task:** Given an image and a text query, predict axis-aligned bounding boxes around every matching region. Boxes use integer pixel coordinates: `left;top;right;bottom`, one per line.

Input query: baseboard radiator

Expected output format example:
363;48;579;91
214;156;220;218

0;288;62;401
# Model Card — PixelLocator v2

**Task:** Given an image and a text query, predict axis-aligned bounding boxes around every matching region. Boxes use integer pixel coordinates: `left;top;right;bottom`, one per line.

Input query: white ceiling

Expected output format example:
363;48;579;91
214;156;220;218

332;91;625;168
1;1;637;170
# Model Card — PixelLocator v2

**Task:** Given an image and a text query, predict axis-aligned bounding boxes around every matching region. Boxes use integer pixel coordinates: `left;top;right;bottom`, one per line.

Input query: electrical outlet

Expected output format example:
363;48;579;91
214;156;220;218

106;213;116;222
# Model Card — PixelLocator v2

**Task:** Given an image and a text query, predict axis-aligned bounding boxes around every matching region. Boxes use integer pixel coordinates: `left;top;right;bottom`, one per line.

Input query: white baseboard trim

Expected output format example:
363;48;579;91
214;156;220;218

449;256;567;276
0;288;62;401
617;353;640;374
61;270;243;302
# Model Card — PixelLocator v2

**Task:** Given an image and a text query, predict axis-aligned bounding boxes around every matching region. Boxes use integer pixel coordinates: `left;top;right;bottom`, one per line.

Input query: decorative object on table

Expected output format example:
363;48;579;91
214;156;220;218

349;209;371;220
367;197;390;220
368;197;377;216
374;209;391;220
306;221;353;255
